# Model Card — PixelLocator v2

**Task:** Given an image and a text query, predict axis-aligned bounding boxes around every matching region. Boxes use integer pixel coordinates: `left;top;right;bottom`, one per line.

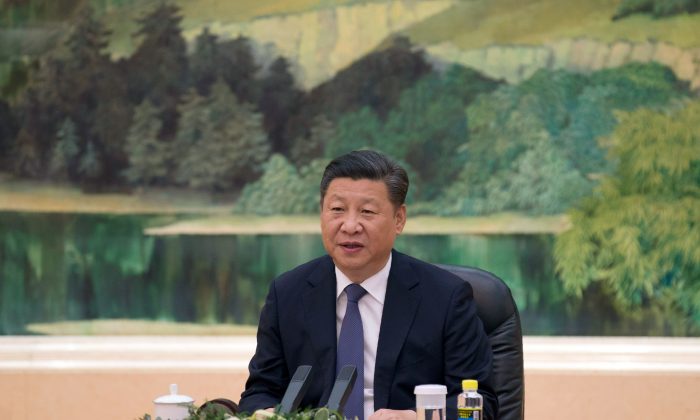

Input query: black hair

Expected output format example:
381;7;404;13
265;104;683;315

320;150;409;208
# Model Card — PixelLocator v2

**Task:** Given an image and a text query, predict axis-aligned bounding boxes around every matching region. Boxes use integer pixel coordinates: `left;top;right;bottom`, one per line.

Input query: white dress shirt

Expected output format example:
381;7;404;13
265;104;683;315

335;254;391;420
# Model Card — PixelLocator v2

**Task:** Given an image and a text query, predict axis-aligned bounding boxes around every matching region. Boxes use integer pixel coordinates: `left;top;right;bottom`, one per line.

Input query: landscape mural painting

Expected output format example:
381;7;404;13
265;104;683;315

0;0;698;336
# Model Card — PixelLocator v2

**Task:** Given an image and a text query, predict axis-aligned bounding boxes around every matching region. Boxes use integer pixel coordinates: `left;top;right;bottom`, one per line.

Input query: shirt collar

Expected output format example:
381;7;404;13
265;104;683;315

335;253;391;305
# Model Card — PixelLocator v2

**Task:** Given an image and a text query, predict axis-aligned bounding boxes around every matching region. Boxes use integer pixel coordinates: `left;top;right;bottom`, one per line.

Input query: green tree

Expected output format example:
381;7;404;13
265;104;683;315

174;80;270;191
590;62;685;108
218;36;260;105
0;5;101;181
62;4;110;153
1;58;30;99
259;57;303;154
441;88;549;214
48;118;80;179
12;87;52;177
0;98;19;170
613;0;700;19
64;4;110;70
325;107;382;159
78;140;102;182
127;2;188;139
439;64;688;216
325;65;500;202
516;69;585;137
379;72;471;200
235;154;327;215
557;85;618;176
190;27;220;96
285;36;432;149
122;100;168;186
55;3;130;185
555;101;700;329
290;114;334;166
478;140;593;214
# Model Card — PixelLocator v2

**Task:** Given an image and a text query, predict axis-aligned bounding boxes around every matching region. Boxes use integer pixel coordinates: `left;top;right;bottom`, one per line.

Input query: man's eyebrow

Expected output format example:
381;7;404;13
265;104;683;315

326;193;381;203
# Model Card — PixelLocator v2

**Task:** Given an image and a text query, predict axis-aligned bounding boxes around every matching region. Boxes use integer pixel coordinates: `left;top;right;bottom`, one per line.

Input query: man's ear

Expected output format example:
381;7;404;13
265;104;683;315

395;204;407;234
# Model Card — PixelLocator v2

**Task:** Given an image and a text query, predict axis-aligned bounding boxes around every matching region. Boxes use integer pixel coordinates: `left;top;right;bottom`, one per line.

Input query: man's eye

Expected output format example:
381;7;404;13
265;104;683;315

331;207;344;212
361;209;376;214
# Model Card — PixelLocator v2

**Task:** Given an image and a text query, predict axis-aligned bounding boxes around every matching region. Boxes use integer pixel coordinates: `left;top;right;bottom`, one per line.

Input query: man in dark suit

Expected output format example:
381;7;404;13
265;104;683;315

239;150;497;420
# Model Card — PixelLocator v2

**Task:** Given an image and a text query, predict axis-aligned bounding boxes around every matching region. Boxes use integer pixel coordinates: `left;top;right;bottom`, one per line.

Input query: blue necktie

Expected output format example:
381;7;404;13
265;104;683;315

337;284;367;420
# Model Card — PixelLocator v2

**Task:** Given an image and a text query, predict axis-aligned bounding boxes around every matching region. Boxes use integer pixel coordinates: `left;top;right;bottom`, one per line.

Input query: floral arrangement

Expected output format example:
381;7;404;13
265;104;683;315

140;406;343;420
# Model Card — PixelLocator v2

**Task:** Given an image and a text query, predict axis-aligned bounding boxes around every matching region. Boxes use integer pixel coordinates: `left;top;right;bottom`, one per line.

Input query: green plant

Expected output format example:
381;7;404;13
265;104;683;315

140;406;343;420
554;100;700;330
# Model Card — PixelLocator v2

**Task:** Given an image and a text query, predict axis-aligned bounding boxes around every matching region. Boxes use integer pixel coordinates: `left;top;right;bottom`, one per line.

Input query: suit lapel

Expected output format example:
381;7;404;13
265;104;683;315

373;251;421;410
302;256;338;404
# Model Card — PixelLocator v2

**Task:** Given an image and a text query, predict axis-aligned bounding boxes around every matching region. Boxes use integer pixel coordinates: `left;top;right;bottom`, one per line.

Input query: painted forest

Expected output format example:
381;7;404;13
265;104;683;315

0;0;699;331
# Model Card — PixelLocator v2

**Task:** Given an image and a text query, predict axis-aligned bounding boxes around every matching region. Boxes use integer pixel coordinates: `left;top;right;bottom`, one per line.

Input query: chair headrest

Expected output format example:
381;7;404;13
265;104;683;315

435;264;517;335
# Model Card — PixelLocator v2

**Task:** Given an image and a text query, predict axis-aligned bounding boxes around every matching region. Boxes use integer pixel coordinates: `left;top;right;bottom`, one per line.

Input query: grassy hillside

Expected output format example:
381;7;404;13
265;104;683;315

172;0;367;22
99;0;362;29
5;0;700;57
0;0;381;57
402;0;700;49
102;0;375;55
0;0;365;26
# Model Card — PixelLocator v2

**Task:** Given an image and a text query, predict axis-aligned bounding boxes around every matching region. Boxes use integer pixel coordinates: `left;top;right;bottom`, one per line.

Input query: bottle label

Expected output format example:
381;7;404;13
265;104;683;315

458;408;481;420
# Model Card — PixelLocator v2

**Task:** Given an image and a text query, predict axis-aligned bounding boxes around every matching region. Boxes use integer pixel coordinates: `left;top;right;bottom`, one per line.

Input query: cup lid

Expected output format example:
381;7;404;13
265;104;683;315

154;383;194;404
414;384;447;395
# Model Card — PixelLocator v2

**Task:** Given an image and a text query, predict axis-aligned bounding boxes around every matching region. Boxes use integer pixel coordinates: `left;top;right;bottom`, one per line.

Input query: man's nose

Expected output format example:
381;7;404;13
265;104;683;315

340;212;362;233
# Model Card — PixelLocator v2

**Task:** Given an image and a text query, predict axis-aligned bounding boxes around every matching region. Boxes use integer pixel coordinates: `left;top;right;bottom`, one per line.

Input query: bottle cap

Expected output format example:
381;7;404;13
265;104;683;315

462;379;478;390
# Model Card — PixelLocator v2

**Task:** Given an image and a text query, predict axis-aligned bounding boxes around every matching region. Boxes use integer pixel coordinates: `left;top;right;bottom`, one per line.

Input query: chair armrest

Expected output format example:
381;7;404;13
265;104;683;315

488;313;524;420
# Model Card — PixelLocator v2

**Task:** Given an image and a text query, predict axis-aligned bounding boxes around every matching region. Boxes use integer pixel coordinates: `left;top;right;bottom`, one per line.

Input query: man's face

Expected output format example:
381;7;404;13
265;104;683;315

320;177;406;283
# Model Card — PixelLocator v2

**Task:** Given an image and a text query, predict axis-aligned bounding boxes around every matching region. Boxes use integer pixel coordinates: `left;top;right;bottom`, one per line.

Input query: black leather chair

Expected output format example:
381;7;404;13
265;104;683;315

436;264;524;420
211;265;525;419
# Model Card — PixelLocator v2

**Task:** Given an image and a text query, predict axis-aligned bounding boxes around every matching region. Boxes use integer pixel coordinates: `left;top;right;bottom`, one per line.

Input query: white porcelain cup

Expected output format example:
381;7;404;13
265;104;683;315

153;383;194;420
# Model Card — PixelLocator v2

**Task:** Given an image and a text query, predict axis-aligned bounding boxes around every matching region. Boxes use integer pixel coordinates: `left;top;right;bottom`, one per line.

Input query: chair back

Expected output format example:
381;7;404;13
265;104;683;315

436;264;524;420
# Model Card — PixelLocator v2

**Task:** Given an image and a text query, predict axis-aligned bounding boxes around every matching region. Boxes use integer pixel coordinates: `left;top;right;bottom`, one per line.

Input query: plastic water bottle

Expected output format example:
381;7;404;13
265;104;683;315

457;379;482;420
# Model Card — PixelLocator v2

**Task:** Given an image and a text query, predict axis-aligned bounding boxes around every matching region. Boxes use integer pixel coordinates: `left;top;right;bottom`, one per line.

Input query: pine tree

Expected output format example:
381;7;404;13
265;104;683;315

12;87;50;177
235;154;327;215
0;99;18;170
122;101;168;186
218;36;260;105
234;154;305;215
62;4;130;185
259;57;303;154
65;4;110;70
174;80;270;191
49;118;80;179
290;114;334;166
78;141;102;181
555;100;700;330
190;27;220;95
127;2;188;139
170;89;208;165
324;107;382;160
10;5;128;184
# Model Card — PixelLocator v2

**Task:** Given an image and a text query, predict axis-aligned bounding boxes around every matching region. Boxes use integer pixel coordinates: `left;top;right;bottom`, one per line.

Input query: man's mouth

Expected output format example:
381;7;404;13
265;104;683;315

340;242;364;250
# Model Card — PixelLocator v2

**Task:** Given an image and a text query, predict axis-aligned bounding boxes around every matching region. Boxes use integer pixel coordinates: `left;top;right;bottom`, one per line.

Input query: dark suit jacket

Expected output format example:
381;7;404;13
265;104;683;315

239;250;498;419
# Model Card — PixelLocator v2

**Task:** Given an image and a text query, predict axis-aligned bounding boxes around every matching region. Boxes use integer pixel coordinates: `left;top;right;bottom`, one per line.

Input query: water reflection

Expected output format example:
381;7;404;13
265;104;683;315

0;212;693;336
